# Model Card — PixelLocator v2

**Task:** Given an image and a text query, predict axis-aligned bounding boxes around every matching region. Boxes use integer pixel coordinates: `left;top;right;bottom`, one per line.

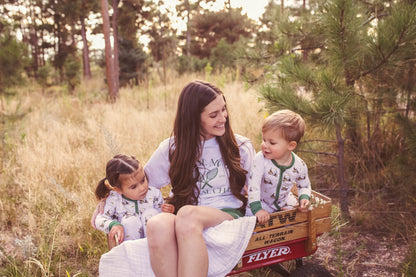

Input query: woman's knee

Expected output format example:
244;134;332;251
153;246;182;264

147;213;175;243
175;205;201;235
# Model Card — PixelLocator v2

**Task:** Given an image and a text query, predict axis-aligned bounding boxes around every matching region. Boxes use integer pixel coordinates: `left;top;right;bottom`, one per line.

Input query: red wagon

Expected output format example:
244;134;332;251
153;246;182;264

106;190;332;276
227;190;332;276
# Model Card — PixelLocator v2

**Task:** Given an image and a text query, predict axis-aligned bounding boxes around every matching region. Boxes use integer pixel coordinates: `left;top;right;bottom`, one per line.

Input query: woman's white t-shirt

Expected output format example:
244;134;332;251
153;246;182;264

144;135;255;210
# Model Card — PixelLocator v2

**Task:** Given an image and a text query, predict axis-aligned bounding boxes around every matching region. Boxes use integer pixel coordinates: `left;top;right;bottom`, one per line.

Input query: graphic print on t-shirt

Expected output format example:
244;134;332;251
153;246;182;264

197;157;230;195
201;167;218;189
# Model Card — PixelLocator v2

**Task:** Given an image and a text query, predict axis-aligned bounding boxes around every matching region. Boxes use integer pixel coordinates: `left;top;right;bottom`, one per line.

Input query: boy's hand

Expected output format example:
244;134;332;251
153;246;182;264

255;209;270;225
91;200;105;229
298;199;310;212
161;203;175;213
109;225;124;244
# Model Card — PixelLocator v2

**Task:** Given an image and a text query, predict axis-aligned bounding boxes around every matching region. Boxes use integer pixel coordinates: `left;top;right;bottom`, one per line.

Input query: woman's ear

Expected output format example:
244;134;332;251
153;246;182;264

288;141;297;151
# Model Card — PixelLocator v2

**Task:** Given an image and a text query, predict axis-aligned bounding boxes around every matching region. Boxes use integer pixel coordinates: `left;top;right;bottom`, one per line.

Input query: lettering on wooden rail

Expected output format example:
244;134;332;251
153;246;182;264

254;229;294;244
247;217;331;251
255;211;297;229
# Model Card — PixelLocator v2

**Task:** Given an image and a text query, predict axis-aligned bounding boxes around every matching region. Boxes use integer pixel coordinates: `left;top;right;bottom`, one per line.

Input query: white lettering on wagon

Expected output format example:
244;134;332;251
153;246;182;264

246;246;291;263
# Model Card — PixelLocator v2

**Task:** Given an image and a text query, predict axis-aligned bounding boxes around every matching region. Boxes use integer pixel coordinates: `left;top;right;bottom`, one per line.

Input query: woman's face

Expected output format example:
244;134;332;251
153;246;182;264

200;95;228;140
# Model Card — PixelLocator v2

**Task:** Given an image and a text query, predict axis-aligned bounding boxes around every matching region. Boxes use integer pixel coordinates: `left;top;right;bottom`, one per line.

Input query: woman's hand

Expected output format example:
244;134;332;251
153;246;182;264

255;209;270;225
90;200;105;228
298;199;310;213
161;203;175;214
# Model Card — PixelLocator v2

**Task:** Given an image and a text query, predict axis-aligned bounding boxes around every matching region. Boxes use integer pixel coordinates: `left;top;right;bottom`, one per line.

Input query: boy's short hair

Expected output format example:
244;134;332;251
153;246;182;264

262;109;305;143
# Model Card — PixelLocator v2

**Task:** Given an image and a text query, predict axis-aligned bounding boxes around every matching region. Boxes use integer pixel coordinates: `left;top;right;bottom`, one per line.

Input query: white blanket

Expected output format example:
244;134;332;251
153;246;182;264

99;216;257;277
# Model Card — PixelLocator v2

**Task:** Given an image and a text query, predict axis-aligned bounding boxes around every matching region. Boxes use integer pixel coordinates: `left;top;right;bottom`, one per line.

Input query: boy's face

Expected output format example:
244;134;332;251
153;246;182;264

116;168;148;200
261;129;296;162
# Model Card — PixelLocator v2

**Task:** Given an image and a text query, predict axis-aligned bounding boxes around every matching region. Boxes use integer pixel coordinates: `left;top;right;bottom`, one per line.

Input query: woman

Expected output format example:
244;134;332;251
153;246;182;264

144;80;255;277
94;80;256;277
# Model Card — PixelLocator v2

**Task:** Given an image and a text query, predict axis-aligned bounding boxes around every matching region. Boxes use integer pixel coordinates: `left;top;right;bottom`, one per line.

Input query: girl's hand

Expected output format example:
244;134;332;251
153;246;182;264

109;225;124;244
161;203;175;214
90;200;105;228
255;209;270;225
298;199;310;213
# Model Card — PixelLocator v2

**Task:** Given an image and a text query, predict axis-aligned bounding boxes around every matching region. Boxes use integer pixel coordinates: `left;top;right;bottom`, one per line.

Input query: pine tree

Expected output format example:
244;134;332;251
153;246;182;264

252;0;416;217
0;23;27;92
101;0;117;101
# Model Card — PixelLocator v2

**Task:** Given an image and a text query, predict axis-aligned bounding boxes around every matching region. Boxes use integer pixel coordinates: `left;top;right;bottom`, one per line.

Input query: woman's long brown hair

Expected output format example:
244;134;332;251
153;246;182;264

168;80;247;214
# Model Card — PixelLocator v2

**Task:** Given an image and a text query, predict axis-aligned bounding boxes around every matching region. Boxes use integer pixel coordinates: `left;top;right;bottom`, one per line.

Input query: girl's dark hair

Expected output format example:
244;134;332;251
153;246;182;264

168;80;247;214
95;154;140;200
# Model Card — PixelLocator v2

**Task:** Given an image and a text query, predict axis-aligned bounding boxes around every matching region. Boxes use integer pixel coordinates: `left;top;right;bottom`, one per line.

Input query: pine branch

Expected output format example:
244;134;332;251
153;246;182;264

358;5;416;80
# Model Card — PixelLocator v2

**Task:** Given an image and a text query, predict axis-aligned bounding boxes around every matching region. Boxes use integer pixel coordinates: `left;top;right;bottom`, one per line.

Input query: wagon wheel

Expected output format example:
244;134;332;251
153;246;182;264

269;260;332;277
289;263;333;277
268;258;301;276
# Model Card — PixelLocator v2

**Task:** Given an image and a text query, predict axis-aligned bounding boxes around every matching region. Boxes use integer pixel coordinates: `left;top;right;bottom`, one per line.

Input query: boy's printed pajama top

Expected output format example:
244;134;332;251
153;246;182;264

248;151;311;215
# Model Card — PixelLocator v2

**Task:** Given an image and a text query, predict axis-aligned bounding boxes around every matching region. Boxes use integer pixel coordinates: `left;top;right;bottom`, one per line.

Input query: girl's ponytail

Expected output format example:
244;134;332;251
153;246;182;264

95;178;111;200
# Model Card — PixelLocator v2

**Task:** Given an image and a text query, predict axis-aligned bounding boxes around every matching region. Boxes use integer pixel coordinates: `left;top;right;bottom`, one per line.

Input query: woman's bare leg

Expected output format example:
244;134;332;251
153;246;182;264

146;213;178;277
175;206;233;277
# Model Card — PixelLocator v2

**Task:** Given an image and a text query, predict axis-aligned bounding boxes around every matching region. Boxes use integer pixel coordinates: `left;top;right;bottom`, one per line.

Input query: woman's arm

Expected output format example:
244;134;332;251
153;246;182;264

144;138;172;189
90;200;105;228
236;134;256;187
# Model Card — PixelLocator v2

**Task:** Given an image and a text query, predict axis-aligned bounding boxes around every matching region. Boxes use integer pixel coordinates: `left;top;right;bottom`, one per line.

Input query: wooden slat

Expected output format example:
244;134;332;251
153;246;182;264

246;217;331;251
305;209;317;254
312;190;331;202
253;201;331;232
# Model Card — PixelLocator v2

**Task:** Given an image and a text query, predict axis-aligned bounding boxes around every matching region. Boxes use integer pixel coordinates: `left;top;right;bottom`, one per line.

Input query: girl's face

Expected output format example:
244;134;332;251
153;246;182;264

116;168;148;200
200;95;228;140
261;129;296;164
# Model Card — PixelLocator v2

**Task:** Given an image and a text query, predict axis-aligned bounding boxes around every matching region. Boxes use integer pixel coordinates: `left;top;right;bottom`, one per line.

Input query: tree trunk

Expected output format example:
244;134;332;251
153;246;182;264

101;0;117;101
336;123;350;218
163;55;167;109
80;15;92;80
29;29;39;78
55;13;64;82
405;64;415;118
186;0;191;56
40;29;45;67
112;0;120;91
225;0;231;10
29;3;39;77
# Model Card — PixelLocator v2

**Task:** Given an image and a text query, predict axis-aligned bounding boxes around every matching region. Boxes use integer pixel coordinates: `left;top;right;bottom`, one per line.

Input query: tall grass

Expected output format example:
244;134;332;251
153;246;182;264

0;73;265;276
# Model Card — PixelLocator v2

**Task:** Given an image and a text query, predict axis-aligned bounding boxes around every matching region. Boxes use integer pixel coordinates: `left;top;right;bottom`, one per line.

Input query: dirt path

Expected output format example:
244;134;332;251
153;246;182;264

306;230;407;277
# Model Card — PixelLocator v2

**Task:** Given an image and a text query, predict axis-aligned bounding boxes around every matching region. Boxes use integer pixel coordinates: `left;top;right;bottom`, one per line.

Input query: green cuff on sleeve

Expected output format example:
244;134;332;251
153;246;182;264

250;201;263;215
299;194;310;201
109;221;122;232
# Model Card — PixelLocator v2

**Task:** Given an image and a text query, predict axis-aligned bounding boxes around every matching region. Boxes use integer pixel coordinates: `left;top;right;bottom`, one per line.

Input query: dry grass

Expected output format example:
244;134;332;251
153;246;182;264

2;72;414;277
0;72;265;276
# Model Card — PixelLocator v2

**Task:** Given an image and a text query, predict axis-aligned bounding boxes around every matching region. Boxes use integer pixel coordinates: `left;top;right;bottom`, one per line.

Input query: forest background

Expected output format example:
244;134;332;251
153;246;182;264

1;0;416;276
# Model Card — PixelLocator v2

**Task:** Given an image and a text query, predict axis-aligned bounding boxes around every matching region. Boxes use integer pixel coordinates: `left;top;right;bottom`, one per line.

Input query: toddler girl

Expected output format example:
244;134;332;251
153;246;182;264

94;154;174;245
